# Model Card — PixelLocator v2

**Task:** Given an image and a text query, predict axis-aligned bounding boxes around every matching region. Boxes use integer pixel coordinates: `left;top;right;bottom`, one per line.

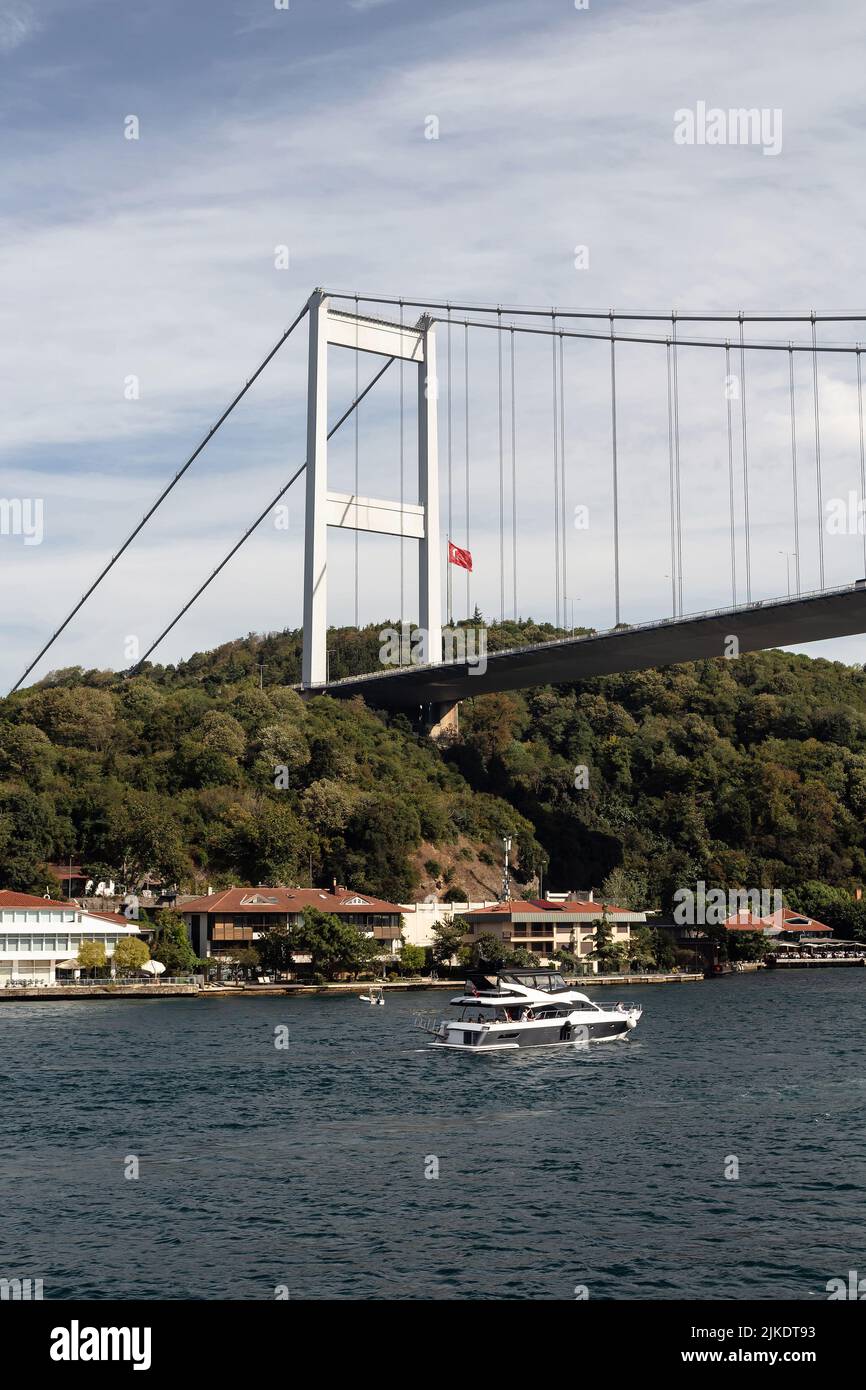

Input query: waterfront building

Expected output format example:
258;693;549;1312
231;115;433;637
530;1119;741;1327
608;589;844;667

461;899;645;970
180;886;403;960
399;898;500;949
723;906;833;940
0;890;143;985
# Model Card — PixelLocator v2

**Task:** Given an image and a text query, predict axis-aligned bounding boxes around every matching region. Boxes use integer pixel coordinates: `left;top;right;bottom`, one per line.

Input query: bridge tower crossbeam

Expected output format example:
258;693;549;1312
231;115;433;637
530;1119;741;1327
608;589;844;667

302;290;442;687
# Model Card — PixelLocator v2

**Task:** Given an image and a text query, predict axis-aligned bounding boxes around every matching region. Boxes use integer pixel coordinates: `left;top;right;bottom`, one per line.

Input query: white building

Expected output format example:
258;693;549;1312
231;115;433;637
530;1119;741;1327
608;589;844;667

0;890;143;986
400;899;500;950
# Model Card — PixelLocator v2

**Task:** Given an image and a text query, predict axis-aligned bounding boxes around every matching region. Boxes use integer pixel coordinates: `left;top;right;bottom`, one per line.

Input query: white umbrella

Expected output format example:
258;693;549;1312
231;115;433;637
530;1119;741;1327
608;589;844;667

55;959;80;971
139;959;166;977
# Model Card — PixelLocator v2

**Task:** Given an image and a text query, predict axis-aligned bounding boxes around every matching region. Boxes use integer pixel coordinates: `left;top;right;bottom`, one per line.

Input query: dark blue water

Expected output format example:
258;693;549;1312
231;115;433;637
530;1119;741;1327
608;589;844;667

2;971;865;1300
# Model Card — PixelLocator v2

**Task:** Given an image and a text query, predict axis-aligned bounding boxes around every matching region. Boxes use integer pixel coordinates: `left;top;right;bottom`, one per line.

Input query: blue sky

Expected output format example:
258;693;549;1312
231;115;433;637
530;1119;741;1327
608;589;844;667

3;0;866;688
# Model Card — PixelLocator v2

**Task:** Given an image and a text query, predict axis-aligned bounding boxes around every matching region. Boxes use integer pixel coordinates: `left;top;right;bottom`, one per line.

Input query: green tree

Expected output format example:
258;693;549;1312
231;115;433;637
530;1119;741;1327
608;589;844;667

149;910;197;974
258;924;294;976
628;924;657;969
469;931;509;969
653;929;678;970
94;788;188;889
112;936;150;975
601;866;647;911
726;930;769;963
77;939;107;977
507;947;541;967
289;907;380;980
399;943;426;975
430;918;466;967
590;907;617;969
236;947;262;979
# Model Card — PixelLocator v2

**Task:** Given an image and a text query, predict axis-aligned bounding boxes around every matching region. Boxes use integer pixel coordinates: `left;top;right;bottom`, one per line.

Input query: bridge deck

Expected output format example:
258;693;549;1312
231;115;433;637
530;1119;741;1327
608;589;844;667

303;583;866;709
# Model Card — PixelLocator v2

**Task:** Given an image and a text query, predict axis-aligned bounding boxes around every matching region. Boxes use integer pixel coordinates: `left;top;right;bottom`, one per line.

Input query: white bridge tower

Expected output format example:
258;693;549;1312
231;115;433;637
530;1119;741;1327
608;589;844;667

302;290;442;688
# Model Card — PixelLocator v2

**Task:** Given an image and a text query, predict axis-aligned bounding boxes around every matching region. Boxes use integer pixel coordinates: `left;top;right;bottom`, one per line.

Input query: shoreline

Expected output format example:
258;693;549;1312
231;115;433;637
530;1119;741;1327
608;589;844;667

202;970;705;997
0;972;705;1001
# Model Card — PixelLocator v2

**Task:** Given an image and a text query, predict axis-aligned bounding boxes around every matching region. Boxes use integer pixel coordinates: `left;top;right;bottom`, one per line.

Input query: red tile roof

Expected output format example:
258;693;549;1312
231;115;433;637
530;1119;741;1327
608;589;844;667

0;890;77;910
0;891;139;929
763;906;832;933
180;887;403;915
723;906;832;933
723;911;765;931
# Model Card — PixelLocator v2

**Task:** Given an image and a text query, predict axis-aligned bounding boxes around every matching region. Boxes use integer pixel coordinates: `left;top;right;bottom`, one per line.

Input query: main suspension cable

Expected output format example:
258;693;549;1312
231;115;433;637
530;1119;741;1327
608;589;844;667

428;315;866;355
8;300;311;694
326;290;866;326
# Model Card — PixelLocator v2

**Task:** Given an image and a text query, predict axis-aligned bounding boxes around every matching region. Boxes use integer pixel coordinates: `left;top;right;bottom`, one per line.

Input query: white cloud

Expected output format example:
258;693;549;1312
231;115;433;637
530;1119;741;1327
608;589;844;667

0;1;39;54
4;0;866;687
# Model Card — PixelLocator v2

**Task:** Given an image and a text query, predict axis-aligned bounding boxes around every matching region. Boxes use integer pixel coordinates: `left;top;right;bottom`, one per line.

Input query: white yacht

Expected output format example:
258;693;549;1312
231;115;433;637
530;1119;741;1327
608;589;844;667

422;968;642;1052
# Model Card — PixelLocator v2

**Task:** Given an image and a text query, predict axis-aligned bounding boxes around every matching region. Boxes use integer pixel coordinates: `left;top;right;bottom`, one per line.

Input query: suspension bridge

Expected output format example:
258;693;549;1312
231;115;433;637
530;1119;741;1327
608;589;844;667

11;289;866;729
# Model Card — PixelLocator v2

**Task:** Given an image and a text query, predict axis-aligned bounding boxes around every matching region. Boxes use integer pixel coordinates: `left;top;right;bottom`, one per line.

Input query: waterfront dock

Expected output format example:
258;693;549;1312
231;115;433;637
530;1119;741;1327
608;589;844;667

0;982;199;1001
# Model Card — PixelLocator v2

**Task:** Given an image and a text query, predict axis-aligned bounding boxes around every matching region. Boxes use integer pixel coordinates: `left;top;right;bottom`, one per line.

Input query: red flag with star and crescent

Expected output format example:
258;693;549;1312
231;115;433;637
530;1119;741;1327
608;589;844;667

448;541;473;572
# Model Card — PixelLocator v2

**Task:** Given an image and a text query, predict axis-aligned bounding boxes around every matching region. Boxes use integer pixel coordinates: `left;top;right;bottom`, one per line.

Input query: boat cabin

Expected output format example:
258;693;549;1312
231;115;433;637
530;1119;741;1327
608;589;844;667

464;968;574;996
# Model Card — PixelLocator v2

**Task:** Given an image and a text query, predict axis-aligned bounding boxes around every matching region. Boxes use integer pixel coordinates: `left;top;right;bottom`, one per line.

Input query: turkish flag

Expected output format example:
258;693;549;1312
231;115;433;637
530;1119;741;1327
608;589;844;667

448;541;473;572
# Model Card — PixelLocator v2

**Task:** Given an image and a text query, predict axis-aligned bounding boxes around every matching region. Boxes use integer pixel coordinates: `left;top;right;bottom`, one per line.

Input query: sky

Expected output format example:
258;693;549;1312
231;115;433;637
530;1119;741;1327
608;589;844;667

3;0;866;689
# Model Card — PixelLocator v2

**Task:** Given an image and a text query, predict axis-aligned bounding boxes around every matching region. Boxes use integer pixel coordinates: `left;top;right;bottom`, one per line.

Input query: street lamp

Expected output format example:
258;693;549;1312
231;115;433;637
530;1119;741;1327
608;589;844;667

501;836;512;902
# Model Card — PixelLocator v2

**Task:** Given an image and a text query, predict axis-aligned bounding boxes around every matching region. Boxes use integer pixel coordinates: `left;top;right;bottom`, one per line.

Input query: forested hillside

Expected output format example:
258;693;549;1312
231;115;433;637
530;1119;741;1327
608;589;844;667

2;619;866;920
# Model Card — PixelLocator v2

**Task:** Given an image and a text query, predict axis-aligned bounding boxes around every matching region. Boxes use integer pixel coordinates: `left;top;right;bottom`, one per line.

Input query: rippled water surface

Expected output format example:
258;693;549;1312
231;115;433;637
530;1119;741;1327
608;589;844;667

2;971;865;1300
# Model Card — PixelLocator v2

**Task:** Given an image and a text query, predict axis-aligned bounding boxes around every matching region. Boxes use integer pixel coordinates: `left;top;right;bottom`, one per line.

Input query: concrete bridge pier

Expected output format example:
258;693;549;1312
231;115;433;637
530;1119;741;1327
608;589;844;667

424;700;460;742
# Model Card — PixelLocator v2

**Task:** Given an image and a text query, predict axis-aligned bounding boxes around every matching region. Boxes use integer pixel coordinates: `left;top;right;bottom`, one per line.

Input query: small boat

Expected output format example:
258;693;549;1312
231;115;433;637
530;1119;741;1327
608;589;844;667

359;984;385;1006
420;968;642;1051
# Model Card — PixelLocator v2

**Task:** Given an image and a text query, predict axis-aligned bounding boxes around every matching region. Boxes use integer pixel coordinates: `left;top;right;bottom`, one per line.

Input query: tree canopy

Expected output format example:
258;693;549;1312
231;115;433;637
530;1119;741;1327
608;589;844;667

3;624;866;927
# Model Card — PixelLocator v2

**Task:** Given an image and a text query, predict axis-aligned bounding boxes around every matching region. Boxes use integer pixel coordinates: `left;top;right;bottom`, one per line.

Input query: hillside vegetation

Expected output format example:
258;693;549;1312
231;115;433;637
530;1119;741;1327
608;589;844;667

2;621;866;922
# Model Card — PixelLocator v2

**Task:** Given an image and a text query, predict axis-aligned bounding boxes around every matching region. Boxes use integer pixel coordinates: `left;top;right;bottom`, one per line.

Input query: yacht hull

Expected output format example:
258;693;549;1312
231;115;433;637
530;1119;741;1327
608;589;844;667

430;1016;632;1050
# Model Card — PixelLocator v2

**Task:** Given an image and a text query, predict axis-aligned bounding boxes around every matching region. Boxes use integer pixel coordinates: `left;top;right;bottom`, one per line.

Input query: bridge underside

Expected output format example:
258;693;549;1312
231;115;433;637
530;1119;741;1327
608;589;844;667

306;585;866;710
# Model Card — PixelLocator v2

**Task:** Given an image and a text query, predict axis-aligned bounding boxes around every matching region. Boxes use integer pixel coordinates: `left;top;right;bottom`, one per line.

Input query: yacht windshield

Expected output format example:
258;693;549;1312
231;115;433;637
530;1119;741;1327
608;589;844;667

500;971;568;991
